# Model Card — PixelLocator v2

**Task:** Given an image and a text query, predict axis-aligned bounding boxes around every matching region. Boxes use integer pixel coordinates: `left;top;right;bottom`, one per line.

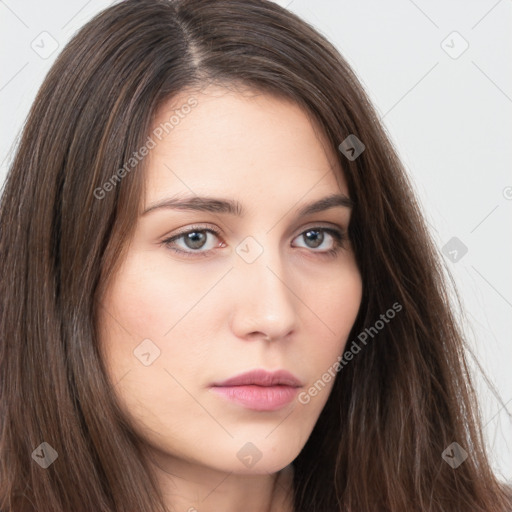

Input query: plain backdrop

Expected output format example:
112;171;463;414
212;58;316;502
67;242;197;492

1;0;511;481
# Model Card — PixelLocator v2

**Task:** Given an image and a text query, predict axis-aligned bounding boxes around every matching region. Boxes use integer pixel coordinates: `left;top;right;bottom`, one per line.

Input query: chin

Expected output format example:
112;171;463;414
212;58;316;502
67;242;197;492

211;437;302;475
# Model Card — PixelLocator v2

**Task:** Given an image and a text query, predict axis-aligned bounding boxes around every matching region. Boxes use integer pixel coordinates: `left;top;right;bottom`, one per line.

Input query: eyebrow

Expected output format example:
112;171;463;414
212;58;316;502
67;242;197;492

142;192;353;217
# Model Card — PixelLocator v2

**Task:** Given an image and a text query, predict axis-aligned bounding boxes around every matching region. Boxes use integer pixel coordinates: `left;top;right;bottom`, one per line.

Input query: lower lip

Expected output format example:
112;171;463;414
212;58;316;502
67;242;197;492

210;385;299;411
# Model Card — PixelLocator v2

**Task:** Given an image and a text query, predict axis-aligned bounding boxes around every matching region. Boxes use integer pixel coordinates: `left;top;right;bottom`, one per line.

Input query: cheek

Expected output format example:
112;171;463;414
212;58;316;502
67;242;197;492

322;270;362;330
301;260;362;379
104;251;208;338
96;259;209;436
97;250;219;392
310;257;362;337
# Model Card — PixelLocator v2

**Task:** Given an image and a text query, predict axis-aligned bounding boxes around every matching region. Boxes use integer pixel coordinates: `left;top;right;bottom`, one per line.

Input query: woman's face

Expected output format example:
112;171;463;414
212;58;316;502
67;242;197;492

98;85;362;476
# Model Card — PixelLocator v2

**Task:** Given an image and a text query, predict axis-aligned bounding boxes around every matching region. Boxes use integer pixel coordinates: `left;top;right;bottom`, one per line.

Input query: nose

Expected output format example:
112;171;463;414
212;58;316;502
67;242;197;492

229;241;298;342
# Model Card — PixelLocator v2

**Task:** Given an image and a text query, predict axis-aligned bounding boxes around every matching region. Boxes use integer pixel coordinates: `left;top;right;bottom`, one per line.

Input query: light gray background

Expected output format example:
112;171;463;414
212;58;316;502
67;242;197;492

1;0;511;480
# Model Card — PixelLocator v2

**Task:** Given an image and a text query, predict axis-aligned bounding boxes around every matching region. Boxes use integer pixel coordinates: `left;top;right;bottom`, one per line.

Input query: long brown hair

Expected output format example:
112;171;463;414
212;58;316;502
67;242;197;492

1;0;510;510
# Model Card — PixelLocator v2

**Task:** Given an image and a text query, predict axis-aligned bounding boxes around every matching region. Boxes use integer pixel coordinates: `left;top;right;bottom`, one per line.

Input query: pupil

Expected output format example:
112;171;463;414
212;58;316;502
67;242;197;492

186;232;206;249
305;230;323;248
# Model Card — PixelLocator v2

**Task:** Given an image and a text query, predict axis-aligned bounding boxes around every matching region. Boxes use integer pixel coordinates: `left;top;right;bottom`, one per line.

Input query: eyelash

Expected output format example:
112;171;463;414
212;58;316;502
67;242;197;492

161;225;347;259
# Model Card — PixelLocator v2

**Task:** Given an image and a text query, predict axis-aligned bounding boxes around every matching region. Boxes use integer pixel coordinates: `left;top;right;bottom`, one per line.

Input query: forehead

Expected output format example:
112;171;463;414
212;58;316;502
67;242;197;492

144;85;347;206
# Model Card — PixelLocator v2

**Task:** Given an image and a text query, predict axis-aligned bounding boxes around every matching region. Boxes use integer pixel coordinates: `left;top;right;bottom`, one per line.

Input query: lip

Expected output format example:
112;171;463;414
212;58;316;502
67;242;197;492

210;369;303;411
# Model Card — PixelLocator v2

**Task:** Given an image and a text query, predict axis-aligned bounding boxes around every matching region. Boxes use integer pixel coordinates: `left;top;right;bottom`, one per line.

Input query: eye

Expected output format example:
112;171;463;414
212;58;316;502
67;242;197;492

161;225;346;258
292;227;346;257
297;228;342;252
162;226;223;257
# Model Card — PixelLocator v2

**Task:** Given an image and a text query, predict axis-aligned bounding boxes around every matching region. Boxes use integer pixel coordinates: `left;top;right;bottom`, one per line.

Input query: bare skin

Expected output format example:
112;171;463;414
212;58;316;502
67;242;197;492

97;84;362;512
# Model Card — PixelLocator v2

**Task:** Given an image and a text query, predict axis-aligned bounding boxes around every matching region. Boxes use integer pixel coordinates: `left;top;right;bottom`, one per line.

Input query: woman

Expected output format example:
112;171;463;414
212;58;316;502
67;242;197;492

1;0;510;511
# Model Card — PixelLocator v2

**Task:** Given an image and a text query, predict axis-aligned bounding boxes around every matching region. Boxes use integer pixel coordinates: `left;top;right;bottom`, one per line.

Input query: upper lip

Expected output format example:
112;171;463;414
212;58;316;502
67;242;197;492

211;369;302;388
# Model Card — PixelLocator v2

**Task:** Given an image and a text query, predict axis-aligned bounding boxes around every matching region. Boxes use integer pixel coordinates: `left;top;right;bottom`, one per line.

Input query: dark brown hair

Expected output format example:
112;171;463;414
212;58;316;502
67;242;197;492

1;0;510;511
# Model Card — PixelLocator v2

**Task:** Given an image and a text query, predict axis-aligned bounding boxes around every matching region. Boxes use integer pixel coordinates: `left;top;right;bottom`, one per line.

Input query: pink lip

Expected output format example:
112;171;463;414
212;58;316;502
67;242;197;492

210;369;302;411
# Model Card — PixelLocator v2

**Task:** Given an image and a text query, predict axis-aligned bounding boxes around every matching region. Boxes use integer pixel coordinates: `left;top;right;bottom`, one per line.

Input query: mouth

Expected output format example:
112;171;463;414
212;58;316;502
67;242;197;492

209;369;303;412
